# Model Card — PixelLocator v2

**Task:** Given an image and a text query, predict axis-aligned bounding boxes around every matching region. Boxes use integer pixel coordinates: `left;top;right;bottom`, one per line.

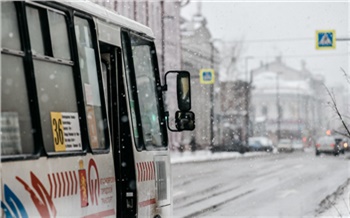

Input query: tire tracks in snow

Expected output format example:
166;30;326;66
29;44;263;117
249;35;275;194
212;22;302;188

182;189;255;218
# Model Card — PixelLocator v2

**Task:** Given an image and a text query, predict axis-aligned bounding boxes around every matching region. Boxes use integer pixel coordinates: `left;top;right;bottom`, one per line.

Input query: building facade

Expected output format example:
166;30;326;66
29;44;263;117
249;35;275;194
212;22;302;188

218;80;250;146
180;10;219;149
250;57;327;143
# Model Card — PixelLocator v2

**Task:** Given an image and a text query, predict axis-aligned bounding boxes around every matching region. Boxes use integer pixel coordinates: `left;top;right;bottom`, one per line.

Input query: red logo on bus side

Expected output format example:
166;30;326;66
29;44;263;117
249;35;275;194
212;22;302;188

88;159;100;206
79;160;89;207
12;158;101;217
16;172;57;218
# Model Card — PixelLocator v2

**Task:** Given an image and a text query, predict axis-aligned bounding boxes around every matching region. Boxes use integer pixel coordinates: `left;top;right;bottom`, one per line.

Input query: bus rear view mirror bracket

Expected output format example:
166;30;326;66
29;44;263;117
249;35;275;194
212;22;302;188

162;71;195;132
164;111;195;132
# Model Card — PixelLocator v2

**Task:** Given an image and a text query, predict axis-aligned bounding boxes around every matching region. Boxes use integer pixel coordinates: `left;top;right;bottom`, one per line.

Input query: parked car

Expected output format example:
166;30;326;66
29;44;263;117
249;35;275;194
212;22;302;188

315;135;344;156
292;140;304;151
248;137;274;152
248;139;264;151
277;139;293;152
333;135;350;152
210;139;249;154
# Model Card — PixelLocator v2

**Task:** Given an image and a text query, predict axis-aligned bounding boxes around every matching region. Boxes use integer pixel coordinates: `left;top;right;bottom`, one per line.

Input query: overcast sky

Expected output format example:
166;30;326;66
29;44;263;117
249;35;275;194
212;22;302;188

181;1;349;87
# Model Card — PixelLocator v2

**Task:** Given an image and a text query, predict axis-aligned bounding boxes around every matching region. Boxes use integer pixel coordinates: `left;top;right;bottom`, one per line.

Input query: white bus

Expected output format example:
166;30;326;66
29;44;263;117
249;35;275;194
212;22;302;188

1;1;195;217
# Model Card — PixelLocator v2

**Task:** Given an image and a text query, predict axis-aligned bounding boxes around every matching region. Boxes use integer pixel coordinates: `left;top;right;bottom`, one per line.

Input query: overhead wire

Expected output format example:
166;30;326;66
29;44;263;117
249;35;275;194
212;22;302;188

214;36;350;59
221;36;350;44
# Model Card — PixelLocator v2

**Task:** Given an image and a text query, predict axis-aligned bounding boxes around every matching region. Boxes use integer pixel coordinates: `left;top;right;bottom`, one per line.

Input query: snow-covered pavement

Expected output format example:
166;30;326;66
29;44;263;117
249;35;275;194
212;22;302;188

170;149;271;164
170;150;350;217
316;178;350;217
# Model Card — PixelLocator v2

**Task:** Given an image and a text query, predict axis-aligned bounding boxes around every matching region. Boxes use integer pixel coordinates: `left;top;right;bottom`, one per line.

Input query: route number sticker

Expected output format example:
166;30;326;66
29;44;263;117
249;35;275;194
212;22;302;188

50;112;82;151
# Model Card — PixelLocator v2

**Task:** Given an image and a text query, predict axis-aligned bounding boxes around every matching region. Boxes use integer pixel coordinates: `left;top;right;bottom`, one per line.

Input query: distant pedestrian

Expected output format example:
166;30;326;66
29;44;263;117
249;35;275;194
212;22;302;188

179;143;185;153
190;136;197;152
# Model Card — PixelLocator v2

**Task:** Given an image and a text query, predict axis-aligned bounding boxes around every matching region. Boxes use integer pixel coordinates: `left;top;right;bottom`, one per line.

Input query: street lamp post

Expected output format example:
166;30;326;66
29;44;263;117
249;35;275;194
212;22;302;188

244;57;253;145
209;39;223;147
160;1;177;149
160;2;175;75
245;57;253;82
210;42;215;148
276;72;281;141
161;1;165;75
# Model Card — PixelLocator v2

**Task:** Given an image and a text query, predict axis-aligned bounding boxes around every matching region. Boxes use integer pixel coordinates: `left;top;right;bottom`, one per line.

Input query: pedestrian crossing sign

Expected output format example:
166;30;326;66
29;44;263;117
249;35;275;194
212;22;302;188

199;69;215;84
316;30;336;50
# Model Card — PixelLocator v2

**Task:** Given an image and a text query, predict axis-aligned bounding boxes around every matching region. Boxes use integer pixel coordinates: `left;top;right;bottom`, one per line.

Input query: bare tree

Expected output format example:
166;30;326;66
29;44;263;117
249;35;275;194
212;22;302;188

180;0;191;7
219;39;245;79
341;67;350;84
324;69;350;137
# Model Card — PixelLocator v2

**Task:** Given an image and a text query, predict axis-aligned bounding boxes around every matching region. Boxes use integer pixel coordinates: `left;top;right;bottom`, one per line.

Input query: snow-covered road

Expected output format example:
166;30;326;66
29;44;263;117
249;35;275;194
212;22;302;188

171;150;350;217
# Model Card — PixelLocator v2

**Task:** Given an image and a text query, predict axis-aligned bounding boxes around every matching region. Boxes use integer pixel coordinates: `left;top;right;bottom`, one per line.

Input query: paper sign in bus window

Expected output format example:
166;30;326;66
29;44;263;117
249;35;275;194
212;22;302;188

85;47;101;107
1;112;22;154
84;83;94;106
50;112;82;151
86;106;99;149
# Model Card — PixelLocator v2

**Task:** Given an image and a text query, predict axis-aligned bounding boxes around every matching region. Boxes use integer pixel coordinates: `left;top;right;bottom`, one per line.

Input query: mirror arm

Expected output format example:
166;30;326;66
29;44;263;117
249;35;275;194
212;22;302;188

162;70;185;92
162;71;172;92
165;111;181;132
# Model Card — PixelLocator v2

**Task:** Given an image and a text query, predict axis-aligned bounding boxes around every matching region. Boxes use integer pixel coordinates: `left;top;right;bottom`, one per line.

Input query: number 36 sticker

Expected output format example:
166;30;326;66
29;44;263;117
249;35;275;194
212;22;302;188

50;112;82;152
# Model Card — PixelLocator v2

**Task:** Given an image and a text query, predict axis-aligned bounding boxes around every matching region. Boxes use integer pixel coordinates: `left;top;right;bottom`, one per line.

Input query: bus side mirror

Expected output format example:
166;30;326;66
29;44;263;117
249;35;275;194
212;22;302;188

177;72;191;111
163;71;195;132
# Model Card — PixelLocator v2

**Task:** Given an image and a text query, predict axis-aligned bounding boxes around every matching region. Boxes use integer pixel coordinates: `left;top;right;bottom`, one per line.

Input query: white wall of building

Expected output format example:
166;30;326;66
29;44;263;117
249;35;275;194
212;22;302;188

251;57;327;140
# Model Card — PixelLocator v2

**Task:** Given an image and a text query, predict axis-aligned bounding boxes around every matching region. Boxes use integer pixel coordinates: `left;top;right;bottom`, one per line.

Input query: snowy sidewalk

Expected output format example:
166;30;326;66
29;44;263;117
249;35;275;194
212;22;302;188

316;178;350;217
170;149;271;164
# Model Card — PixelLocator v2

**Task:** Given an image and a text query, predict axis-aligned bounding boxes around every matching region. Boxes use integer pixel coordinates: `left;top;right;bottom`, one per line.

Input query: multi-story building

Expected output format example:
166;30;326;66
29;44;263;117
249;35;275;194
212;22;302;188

218;80;250;146
180;10;219;150
250;57;327;142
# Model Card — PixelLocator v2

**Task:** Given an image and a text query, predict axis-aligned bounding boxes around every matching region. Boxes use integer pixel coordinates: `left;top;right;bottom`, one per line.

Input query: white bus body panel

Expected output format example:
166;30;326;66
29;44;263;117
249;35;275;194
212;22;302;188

134;151;172;217
1;154;116;217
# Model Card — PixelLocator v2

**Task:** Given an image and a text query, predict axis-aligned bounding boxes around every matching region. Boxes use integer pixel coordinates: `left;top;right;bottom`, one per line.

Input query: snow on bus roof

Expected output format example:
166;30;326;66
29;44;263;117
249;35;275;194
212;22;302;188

47;0;155;38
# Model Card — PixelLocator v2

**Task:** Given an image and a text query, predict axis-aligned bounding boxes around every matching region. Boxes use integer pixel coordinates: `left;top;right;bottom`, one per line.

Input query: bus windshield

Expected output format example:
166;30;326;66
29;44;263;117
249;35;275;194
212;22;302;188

122;32;166;150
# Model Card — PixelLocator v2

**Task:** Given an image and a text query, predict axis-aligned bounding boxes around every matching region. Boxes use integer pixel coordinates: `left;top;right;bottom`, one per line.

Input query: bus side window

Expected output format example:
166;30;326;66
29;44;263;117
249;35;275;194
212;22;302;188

27;6;82;153
1;2;34;155
1;2;21;50
74;16;108;151
48;11;71;60
101;60;108;108
26;6;45;55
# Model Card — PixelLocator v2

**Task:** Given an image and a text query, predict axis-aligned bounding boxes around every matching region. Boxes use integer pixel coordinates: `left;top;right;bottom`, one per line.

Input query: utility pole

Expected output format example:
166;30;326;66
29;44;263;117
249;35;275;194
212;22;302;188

209;39;225;147
160;0;165;75
244;81;250;146
210;42;215;148
245;57;253;145
276;72;281;141
210;39;225;147
297;86;301;138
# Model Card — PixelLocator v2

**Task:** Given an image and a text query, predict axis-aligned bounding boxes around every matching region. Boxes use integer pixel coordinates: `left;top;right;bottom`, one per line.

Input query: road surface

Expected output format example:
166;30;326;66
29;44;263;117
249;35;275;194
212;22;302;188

172;151;350;217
